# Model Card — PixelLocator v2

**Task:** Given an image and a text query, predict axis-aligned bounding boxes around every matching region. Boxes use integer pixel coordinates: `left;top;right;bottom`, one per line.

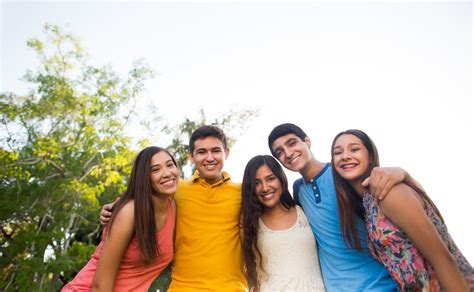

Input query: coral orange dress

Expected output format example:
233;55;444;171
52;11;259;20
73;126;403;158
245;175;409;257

62;199;174;291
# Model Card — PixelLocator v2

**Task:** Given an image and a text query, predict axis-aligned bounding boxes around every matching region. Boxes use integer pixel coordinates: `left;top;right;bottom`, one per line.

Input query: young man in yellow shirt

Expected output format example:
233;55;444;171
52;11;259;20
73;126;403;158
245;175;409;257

101;125;247;291
168;125;246;291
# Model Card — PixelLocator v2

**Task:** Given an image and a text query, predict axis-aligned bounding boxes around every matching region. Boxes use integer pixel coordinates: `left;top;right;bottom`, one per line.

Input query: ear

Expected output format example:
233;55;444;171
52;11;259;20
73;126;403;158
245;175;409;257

304;136;311;149
224;148;230;160
188;152;194;164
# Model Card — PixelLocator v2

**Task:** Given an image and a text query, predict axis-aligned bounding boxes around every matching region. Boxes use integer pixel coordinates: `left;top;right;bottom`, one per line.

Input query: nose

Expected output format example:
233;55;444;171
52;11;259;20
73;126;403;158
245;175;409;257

283;147;292;159
162;166;172;177
261;181;270;193
341;151;350;160
204;151;215;161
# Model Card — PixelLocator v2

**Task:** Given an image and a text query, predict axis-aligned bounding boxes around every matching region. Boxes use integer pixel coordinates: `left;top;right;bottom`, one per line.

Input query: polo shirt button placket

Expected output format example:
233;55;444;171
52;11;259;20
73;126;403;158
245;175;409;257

312;179;321;204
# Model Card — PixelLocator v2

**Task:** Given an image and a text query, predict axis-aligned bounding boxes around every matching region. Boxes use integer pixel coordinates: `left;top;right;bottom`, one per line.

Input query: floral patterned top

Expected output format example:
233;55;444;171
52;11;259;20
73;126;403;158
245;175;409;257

362;190;474;291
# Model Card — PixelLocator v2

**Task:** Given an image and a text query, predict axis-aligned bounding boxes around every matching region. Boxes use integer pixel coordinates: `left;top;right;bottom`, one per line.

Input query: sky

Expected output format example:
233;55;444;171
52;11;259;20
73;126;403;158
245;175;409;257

1;1;473;262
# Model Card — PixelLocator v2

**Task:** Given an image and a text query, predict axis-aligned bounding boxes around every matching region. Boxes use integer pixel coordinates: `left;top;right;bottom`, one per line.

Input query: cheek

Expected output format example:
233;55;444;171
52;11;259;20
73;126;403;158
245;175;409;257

150;173;160;183
173;169;180;177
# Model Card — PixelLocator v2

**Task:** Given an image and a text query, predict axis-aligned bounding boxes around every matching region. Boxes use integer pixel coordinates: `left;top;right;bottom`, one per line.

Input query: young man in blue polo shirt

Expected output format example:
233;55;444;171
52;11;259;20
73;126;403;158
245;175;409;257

268;123;421;291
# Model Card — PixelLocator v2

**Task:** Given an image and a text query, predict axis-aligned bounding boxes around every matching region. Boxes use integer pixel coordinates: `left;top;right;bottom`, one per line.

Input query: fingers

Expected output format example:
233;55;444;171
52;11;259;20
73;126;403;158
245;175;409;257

100;204;114;225
368;167;382;197
99;198;119;225
377;177;392;200
368;167;390;200
361;177;370;187
369;167;405;200
100;210;112;225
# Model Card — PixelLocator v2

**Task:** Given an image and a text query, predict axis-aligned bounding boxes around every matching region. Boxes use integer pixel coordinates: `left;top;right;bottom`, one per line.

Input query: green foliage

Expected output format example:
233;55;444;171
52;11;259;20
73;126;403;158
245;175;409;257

0;23;149;291
164;108;259;176
1;23;258;291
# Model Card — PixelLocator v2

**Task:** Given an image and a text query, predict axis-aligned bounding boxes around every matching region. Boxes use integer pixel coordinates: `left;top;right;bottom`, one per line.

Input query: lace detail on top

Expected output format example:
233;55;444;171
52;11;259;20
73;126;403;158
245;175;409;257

363;191;474;291
257;206;325;291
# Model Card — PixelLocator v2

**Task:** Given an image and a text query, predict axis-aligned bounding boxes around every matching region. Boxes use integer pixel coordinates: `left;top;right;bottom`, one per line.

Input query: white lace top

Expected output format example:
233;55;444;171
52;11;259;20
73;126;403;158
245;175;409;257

257;205;326;291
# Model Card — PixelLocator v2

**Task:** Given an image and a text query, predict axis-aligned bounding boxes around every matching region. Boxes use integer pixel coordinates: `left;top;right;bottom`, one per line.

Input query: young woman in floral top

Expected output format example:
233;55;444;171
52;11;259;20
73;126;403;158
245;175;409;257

330;129;473;291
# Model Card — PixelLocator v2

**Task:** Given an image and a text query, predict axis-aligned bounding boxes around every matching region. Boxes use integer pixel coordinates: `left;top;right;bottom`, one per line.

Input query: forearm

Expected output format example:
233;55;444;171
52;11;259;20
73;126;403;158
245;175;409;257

431;252;468;291
380;185;467;291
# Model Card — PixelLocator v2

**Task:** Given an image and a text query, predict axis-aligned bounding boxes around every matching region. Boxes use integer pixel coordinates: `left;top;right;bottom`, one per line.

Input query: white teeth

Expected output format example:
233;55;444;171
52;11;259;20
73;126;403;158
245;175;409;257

161;179;175;186
341;164;356;170
288;156;299;164
204;164;216;170
261;192;274;199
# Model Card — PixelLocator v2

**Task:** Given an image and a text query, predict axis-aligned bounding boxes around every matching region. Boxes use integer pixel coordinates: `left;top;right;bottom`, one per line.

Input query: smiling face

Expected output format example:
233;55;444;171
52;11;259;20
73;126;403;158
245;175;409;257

254;164;283;210
189;136;229;184
332;134;371;182
270;133;312;173
149;151;179;196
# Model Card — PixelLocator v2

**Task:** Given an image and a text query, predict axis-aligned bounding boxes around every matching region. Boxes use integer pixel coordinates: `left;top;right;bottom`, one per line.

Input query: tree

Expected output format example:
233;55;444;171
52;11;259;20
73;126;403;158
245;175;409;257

163;107;259;177
0;23;153;290
1;24;258;291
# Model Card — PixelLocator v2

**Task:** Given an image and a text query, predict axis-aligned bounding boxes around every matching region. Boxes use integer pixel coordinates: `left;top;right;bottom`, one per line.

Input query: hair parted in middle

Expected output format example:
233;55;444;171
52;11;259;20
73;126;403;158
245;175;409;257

108;146;178;264
330;129;444;250
241;155;296;289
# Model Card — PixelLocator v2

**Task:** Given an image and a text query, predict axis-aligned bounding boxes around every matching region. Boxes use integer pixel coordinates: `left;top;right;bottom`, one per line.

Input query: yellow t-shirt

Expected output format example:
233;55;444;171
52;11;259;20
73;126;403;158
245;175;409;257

168;171;248;291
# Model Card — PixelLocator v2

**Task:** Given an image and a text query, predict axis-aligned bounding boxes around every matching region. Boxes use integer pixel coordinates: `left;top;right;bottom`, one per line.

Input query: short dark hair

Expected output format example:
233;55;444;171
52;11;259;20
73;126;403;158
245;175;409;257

189;125;227;154
267;123;308;156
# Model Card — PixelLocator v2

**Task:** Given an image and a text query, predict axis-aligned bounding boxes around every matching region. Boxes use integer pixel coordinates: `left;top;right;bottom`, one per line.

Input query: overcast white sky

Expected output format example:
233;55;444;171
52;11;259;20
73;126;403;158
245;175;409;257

1;1;473;262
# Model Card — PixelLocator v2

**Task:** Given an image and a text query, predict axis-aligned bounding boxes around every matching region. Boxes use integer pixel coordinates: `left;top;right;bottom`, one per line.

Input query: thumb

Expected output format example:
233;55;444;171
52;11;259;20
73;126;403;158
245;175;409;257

361;177;370;187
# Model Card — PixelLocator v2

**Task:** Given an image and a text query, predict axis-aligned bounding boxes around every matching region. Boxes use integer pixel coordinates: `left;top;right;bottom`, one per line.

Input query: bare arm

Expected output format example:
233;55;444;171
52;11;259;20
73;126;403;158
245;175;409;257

92;201;135;292
379;184;468;291
362;167;425;200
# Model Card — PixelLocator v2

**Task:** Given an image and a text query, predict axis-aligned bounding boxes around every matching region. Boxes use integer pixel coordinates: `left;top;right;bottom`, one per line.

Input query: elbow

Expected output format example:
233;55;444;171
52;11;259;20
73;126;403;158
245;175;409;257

91;279;111;292
91;280;101;292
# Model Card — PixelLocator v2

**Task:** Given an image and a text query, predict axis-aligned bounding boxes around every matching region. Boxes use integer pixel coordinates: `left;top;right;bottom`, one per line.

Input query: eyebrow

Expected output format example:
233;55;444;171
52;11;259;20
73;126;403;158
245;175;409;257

255;173;275;181
150;159;174;168
285;138;298;145
273;138;297;153
333;142;362;149
195;146;222;151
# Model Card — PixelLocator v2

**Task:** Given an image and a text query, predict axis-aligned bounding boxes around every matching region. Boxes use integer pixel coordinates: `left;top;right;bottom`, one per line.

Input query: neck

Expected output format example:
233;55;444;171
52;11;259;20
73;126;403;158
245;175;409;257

350;179;366;198
301;157;326;180
204;174;223;185
262;202;290;218
151;192;170;212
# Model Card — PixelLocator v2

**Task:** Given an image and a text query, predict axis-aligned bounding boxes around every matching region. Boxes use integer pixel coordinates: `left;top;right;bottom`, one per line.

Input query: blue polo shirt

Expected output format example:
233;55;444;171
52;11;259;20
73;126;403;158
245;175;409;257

293;164;396;291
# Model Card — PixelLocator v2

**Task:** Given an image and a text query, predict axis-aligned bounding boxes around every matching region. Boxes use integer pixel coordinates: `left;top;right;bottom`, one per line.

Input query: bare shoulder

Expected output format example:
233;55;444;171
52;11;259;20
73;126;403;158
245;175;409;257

380;183;424;213
109;200;135;229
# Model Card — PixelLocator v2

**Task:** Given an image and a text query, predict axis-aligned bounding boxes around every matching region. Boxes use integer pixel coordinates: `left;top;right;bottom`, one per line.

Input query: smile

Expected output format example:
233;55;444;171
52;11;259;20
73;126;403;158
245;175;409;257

288;154;300;165
204;163;217;170
161;178;176;186
340;163;357;170
261;192;275;200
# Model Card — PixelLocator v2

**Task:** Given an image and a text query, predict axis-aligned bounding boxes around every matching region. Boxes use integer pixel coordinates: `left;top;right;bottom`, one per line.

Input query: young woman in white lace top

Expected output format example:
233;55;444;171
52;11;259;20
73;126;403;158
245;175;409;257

241;155;325;291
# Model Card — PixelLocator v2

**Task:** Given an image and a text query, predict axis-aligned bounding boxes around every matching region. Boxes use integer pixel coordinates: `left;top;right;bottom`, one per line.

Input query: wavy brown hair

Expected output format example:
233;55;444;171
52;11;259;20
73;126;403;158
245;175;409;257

108;146;177;264
331;129;443;250
241;155;295;290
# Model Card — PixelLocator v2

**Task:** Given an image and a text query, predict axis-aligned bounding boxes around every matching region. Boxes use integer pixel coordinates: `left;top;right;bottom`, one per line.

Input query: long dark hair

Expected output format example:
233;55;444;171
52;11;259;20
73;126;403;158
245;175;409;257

331;129;443;250
109;146;177;264
241;155;295;289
